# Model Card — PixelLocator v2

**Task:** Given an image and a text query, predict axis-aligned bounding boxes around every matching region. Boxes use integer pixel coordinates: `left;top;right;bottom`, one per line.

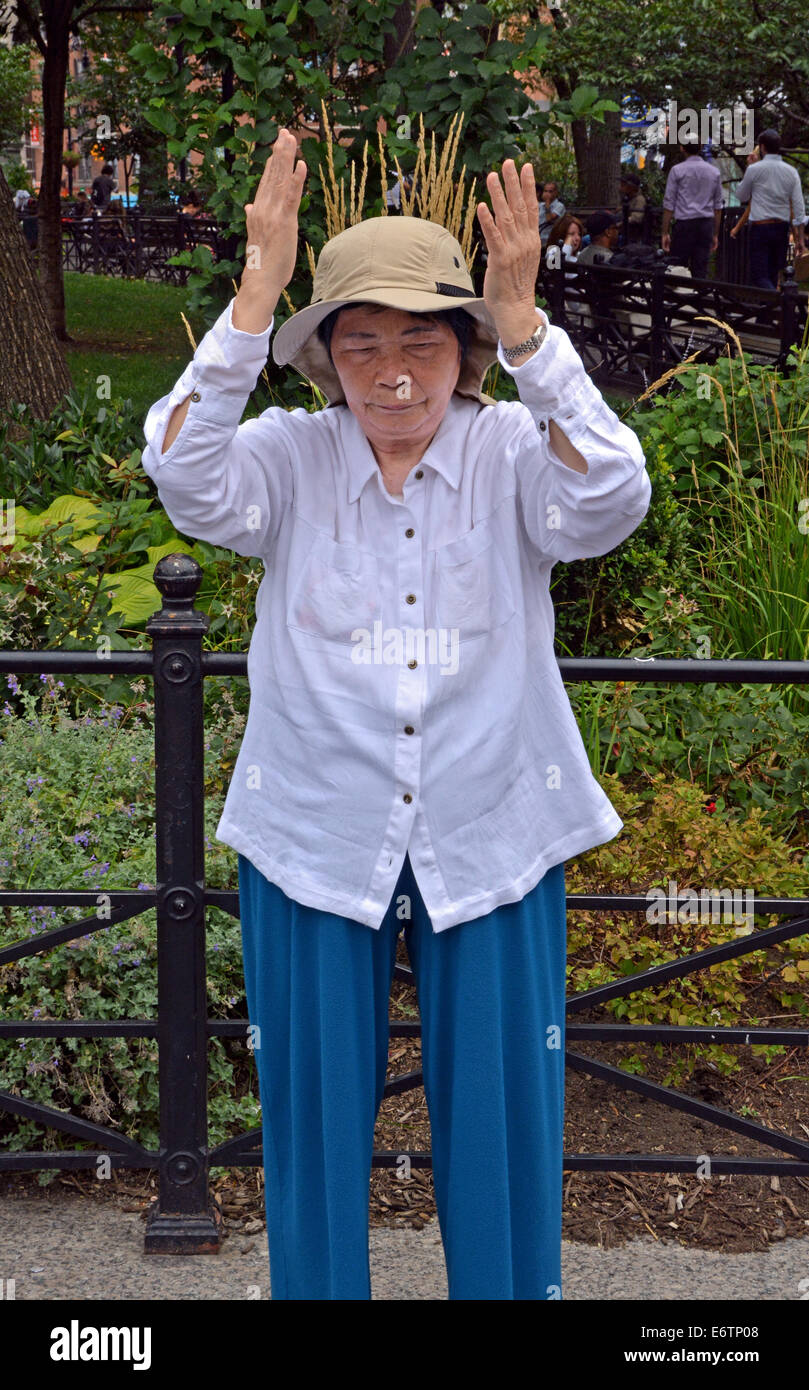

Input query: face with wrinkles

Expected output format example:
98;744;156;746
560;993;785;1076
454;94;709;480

329;304;462;458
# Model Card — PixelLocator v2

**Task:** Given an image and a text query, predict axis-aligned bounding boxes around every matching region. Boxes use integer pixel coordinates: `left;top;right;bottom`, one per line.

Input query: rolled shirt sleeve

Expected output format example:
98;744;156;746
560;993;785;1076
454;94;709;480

499;307;652;564
789;167;806;223
140;297;294;558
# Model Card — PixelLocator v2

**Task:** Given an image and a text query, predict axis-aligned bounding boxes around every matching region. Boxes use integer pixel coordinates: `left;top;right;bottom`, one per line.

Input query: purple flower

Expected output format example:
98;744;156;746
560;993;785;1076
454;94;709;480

6;675;19;694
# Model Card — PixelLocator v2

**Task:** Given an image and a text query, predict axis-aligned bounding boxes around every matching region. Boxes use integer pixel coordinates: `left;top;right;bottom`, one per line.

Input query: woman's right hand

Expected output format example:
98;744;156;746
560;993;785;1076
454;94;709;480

244;127;307;294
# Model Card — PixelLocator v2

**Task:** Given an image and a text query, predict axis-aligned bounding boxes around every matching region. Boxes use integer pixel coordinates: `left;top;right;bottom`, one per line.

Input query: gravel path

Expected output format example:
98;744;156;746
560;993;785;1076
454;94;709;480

2;1197;808;1299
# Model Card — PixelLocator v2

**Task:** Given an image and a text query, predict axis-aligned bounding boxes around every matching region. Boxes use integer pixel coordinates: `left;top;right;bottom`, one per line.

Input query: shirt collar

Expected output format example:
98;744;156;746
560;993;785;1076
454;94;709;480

340;392;471;504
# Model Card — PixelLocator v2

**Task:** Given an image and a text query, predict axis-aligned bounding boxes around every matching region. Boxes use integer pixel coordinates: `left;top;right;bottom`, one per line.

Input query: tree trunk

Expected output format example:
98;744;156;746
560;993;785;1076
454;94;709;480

572;107;622;206
39;0;74;342
383;1;418;69
0;163;72;418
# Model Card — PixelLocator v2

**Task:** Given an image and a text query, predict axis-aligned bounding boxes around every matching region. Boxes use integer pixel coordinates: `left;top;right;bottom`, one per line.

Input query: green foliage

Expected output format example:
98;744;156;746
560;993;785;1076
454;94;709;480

552;440;692;659
622;342;809;692
0;679;258;1177
0;393;146;509
565;769;809;1085
568;670;809;844
127;0;614;325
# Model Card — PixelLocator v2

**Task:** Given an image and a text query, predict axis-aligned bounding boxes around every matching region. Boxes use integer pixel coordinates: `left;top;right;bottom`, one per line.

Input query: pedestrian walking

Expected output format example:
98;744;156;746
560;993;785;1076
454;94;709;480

733;128;807;288
661;137;723;277
141;130;651;1301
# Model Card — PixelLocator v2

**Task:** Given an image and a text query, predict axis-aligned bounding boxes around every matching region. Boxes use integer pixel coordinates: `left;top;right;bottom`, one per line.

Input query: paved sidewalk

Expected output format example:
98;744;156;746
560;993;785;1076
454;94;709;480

2;1196;808;1299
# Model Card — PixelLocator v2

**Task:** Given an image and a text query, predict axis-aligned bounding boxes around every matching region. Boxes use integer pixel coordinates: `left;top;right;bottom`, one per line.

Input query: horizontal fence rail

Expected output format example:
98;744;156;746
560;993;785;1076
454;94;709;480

1;556;808;1250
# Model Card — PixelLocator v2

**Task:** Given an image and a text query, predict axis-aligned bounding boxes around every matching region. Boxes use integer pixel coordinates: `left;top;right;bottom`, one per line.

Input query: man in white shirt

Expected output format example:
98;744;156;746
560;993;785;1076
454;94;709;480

733;127;807;289
142;130;651;1300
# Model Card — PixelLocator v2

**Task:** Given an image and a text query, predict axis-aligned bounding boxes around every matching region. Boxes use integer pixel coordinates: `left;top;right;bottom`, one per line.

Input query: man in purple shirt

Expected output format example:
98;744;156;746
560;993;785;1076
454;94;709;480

661;137;723;278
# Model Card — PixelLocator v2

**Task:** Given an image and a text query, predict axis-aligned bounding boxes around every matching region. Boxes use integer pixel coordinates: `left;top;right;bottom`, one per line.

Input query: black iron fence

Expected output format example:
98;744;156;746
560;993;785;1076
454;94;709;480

60;210;222;284
1;555;808;1252
540;257;808;392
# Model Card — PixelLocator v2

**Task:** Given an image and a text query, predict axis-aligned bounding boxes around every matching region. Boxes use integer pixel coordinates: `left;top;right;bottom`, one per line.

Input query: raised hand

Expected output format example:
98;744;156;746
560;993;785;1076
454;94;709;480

243;127;308;294
476;158;542;351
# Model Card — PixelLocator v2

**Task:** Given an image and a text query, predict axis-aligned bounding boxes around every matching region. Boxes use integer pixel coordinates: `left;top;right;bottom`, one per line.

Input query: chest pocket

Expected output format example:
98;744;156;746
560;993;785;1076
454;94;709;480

433;518;515;643
286;530;381;646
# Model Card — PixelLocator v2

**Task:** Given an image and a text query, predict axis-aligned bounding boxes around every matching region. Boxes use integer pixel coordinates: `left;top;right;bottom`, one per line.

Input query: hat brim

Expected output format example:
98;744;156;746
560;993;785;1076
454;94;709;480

272;289;502;407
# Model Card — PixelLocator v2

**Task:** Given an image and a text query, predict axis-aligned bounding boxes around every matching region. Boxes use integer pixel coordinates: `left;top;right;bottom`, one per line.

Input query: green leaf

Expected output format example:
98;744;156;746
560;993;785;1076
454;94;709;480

570;83;601;116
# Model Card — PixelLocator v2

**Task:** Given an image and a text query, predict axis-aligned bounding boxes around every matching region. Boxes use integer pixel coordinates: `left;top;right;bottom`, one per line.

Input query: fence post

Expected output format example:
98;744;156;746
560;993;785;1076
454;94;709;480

543;247;567;327
143;555;220;1253
779;265;802;367
650;260;665;380
132;207;143;279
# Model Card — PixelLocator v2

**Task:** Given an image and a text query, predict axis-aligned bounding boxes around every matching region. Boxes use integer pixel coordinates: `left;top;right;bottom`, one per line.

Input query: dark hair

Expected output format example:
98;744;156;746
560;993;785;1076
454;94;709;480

547;213;584;248
316;302;473;367
101;163;114;175
759;128;781;153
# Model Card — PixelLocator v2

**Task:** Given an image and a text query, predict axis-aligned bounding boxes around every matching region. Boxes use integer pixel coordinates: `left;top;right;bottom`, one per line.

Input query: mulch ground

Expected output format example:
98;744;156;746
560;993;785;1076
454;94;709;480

5;934;809;1254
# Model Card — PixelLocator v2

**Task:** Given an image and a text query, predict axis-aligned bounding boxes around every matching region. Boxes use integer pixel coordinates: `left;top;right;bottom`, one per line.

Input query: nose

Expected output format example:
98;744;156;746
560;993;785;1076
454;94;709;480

372;348;413;387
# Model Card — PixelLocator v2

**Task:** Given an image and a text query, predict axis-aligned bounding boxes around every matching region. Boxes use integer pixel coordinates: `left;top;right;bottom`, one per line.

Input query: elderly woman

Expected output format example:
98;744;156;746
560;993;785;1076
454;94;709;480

141;129;651;1301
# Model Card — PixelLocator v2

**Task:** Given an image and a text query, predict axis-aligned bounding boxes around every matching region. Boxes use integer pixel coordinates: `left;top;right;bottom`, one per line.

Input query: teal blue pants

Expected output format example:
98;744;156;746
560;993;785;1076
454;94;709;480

237;851;568;1300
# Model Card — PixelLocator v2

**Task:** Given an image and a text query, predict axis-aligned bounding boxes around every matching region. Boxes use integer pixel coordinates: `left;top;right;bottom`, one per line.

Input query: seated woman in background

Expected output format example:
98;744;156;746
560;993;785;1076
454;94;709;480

547;213;585;262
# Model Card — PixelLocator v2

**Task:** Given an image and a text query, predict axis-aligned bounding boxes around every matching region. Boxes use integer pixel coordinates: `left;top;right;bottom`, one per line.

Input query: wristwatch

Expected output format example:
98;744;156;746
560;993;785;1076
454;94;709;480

501;316;548;363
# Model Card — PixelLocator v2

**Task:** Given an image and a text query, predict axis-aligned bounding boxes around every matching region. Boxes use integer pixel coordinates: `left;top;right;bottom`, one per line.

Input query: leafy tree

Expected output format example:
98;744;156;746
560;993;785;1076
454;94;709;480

128;0;613;322
0;39;37;153
494;0;809;202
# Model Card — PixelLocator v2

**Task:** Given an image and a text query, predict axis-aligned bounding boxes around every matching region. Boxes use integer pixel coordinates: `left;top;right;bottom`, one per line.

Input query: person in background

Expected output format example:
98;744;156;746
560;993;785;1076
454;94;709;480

661;137;723;278
14;186;31;214
732;128;806;288
619;171;647;242
180;188;204;217
71;188;92;219
576;210;620;264
538;180;565;248
91;162;117;212
547;212;585;262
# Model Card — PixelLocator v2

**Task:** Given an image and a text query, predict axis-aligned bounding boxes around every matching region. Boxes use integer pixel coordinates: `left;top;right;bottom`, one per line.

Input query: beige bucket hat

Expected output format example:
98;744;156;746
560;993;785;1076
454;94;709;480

271;215;501;406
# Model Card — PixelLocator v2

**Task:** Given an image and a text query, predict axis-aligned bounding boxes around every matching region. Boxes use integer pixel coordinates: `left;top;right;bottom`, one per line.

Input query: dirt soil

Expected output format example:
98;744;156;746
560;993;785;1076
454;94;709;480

5;935;809;1254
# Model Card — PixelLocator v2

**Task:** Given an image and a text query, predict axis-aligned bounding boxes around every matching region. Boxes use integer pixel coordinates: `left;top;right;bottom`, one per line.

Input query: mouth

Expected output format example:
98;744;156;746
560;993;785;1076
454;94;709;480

369;402;424;411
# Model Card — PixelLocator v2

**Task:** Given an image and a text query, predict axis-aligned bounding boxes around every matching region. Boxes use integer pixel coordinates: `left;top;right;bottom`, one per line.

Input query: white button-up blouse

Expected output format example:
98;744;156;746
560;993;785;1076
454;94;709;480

141;296;651;932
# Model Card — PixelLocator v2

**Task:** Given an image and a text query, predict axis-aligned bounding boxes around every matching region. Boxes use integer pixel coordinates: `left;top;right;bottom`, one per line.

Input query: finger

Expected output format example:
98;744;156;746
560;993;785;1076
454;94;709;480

256;129;296;193
476;200;504;251
501;159;529;219
485;169;514;228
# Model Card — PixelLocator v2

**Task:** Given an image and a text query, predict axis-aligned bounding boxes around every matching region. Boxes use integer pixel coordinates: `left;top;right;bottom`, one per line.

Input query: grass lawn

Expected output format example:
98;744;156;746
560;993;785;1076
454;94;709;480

63;273;210;422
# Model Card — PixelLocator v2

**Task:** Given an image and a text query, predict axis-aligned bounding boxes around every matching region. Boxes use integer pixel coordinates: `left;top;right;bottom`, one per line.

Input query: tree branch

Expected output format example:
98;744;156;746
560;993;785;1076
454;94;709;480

13;0;48;57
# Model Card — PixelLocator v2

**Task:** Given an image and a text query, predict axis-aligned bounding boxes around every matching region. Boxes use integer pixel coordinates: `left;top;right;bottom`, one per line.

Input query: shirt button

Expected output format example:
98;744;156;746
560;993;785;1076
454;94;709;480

403;793;413;803
408;659;418;669
190;391;201;402
414;469;424;479
405;593;417;605
539;420;547;431
404;725;414;734
405;527;415;538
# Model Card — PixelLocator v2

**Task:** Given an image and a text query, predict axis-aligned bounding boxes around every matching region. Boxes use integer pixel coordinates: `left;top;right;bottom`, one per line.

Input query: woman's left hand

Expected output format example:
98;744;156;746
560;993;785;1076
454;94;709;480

477;159;542;337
